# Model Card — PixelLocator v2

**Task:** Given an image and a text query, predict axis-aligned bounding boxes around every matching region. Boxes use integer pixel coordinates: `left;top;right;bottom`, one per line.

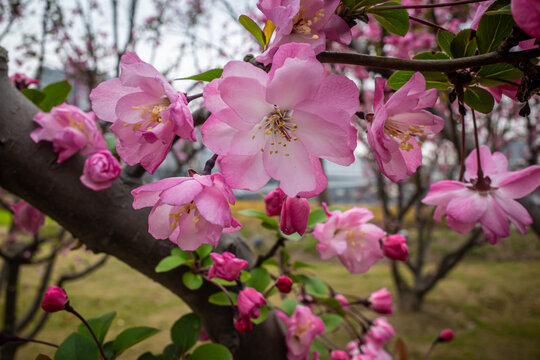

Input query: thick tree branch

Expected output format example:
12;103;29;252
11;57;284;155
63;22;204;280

0;48;286;360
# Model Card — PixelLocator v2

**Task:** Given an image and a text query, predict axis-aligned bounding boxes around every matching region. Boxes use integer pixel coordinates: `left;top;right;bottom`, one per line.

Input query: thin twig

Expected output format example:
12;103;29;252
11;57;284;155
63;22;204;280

369;0;488;11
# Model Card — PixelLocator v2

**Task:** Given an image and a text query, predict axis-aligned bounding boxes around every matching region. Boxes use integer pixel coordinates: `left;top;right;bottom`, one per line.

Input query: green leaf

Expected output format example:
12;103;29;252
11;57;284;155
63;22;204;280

39;81;71;112
292;260;313;269
262;257;279;267
209;291;237;306
450;29;477;58
484;4;511;15
387;70;449;91
55;333;99;360
170;313;201;355
306;206;342;227
414;51;450;60
251;305;269;325
239;209;279;230
182;272;203;290
464;87;495;114
320;314;343;332
77;311;116;345
113;327;160;357
369;2;409;36
477;64;522;87
103;341;115;360
21;88;46;106
191;343;233;360
310;340;327;360
281;298;300;316
245;267;270;293
304;277;328;298
240;270;251;282
195;244;213;259
436;30;455;57
35;355;52;360
239;15;266;48
280;231;302;241
171;248;190;258
155;255;189;273
477;11;514;54
177;68;223;82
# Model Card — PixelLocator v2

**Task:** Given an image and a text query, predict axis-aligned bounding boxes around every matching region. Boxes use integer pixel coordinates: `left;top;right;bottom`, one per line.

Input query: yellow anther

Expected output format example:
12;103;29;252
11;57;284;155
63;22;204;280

285;153;290;156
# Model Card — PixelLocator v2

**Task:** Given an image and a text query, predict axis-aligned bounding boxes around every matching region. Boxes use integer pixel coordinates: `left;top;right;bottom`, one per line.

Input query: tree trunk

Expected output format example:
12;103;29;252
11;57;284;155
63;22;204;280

397;289;425;312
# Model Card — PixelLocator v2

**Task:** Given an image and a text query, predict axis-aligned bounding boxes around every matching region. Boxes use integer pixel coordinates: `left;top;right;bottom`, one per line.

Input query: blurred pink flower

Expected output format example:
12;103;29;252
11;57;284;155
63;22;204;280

131;173;241;250
202;43;358;197
31;104;107;163
365;317;395;347
314;206;386;274
237;287;267;319
382;234;408;261
422;146;540;244
208;252;248;281
368;288;393;315
367;73;444;182
90;52;195;174
330;350;350;360
234;316;253;332
439;328;454;342
277;305;324;360
512;0;540;40
11;201;46;234
9;73;39;90
80;150;121;191
335;294;350;311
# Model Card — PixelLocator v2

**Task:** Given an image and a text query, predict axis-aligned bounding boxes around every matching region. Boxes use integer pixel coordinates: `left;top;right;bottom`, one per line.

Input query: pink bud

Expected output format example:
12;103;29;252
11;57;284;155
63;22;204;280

41;286;68;313
234;316;253;332
439;328;454;342
280;197;309;236
199;327;209;342
208;252;248;282
368;288;393;315
331;350;350;360
265;187;286;216
382;234;408;261
80;150;121;191
11;201;46;234
335;294;350;311
276;275;293;293
237;288;266;319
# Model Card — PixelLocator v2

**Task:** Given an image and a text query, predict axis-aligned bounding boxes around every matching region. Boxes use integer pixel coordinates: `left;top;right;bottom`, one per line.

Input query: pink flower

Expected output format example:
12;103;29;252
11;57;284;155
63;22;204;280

208;252;248;281
331;350;350;360
265;187;286;216
31;104;107;163
439;328;454;342
512;0;540;40
335;294;350;311
367;73;444;182
41;286;68;312
237;288;267;319
365;317;395;347
276;275;293;293
234;316;253;332
277;305;325;360
314;207;386;274
10;73;39;90
368;288;393;315
90;52;195;174
256;0;352;65
280;196;310;235
422;146;540;244
470;0;496;30
382;234;408;261
202;43;358;197
131;173;241;250
11;201;46;234
80;150;121;191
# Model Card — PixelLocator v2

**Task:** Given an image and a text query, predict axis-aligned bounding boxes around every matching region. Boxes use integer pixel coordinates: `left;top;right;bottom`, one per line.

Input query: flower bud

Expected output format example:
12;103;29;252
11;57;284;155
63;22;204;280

264;187;286;216
382;234;408;261
41;286;68;313
280;196;309;236
439;328;454;342
368;288;393;315
234;316;253;332
276;275;293;293
330;350;350;360
208;252;248;282
80;150;121;191
335;294;350;311
237;288;266;319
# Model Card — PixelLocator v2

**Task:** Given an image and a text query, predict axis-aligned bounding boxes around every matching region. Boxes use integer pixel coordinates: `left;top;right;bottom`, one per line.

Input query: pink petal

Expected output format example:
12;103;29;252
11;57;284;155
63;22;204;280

446;191;487;223
160;180;203;205
497;165;540;198
492;192;532;234
203;79;252;131
132;178;186;209
218;153;271;191
313;74;360;117
90;78;135;122
115;92;162;124
219;76;274;124
194;186;232;227
148;203;174;239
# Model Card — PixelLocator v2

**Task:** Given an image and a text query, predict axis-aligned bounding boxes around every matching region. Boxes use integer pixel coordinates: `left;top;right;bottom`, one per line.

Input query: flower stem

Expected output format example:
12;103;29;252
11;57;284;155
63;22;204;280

202;154;218;175
186;92;203;103
369;0;488;12
471;109;485;185
65;304;107;360
201;274;236;308
459;112;466;182
409;16;449;32
422;340;438;360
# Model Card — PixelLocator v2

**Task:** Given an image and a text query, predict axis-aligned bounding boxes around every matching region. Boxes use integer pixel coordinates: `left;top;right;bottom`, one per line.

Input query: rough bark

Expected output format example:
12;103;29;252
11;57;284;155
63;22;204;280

0;48;286;359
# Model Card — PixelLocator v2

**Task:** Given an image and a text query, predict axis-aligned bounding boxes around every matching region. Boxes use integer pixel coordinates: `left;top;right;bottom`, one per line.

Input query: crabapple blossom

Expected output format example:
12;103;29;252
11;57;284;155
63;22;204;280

237;288;267;319
512;0;540;40
90;52;195;174
366;73;444;182
41;286;68;313
439;328;454;342
368;288;393;315
330;350;350;360
80;150;121;191
131;173;241;251
202;43;358;197
382;234;409;261
234;316;253;332
276;275;293;293
9;72;39;90
422;146;540;244
365;317;395;347
256;0;352;65
277;305;324;360
314;205;386;274
280;196;310;235
11;201;46;234
335;294;350;311
31;104;107;163
208;252;248;281
265;187;286;216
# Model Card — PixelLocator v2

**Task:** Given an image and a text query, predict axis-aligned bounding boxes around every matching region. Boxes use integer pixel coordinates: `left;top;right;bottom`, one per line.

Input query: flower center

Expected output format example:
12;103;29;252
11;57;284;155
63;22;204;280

127;102;170;131
469;176;494;193
292;7;324;38
345;230;366;252
256;106;299;157
169;202;200;231
384;117;426;151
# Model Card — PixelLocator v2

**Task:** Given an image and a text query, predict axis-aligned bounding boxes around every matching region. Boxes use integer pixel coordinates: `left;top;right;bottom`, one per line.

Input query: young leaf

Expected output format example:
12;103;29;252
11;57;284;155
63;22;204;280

177;68;223;82
320;313;343;332
183;272;203;290
245;267;270;293
77;311;116;345
191;343;233;360
304;277;329;298
281;298;300;316
21;88;46;106
477;12;514;54
170;313;201;355
55;333;99;360
155;255;189;273
436;30;455;57
113;327;160;357
464;87;495;114
209;291;237;306
251;305;269;325
239;15;266;48
369;2;409;36
195;244;213;259
239;209;278;229
306;206;343;227
262;20;275;47
39;81;72;112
